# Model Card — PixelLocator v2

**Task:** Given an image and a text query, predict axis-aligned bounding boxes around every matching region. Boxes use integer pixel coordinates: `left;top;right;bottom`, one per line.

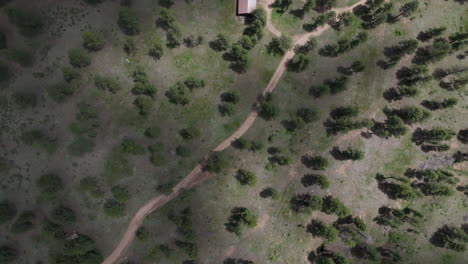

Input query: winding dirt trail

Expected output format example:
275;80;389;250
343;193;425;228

102;1;366;263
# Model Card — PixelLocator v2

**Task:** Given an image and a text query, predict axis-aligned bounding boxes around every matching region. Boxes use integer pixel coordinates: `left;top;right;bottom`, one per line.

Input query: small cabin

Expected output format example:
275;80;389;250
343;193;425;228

237;0;257;15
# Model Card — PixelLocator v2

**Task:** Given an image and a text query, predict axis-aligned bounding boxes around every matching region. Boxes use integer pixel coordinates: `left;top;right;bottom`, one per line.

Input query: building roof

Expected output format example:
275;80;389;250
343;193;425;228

238;0;257;14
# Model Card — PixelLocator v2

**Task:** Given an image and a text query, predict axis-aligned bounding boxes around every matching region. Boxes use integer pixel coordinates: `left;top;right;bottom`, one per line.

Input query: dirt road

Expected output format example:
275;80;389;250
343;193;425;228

102;1;366;263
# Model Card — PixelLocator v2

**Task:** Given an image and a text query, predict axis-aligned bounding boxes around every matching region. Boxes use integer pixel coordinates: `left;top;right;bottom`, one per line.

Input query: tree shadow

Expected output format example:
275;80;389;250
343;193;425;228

337;66;353;76
329;146;347;161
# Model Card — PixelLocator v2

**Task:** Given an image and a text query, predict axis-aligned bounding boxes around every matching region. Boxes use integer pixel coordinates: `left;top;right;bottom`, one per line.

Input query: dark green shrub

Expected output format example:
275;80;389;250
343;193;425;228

303;155;329;170
267;35;292;56
184;77;205;90
68;48;90;68
111;185;131;203
144;126;161;138
6;8;43;37
62;67;80;83
118;8;140;35
176;145;191;157
37;173;63;200
79;177;104;198
68;137;95;156
134;96;153;116
51;206;76;225
301;174;330;189
136;227;149;242
6;48;34;67
103;199;125;217
259;101;279;120
120;138;145;155
0;63;10;82
235;169;258;187
0;31;6;49
219;103;236;116
82;31;105;51
0;245;18;263
131;66;156;98
166;82;190;105
204;153;228;173
47;83;74;102
430;225;468;252
42;218;66;240
83;0;104;4
260;187;279;200
221;91;240;104
13;91;36;108
20;130;57;153
210;34;230;52
149;42;164;60
94;75;121;93
322;196;350;218
225;207;257;236
124;37;137;55
11;211;34;233
0;200;16;224
307;219;338;242
290;194;322;213
148;143;165;167
179;127;200;140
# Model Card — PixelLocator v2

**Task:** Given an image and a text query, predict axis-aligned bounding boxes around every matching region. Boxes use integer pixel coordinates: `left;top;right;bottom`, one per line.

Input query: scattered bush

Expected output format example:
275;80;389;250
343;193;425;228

94;75;121;93
82;31;105;51
51;206;76;225
120;138;145;155
47;82;75;102
235;169;258;187
11;211;34;233
131;66;156;98
145;126;161;138
37;173;63;200
176;145;191;157
259;101;279;120
225;207;257;236
148;143;165;167
110;186;130;203
79;177;104;198
332;146;365;160
430;225;468;252
0;200;16;224
221;91;240;104
136;227;149;242
179;127;200;140
68;137;95;156
62;67;80;83
302;155;329;170
118;8;140;35
103;199;125;217
322;196;350;218
290;194;323;213
267;35;292;56
210;34;230;52
149;41;164;60
307;219;338;242
68;48;90;68
260;187;279;200
6;8;43;37
0;245;18;263
204;153;228;173
166;81;191;105
134;96;153;116
13;91;36;109
301;174;330;189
